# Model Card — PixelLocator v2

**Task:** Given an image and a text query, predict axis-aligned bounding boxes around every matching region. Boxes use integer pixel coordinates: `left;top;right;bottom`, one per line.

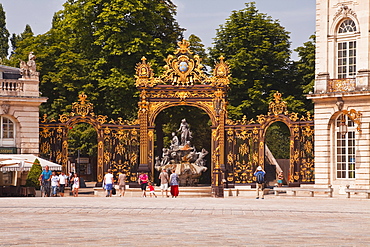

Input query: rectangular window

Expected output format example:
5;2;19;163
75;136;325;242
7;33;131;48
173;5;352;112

338;41;356;79
336;131;356;179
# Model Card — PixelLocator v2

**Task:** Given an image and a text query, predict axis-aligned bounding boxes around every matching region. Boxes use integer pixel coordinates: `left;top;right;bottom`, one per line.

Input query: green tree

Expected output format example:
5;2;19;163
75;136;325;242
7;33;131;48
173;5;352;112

10;24;34;56
11;0;184;119
294;35;315;94
265;122;290;159
188;34;208;68
286;35;316;114
67;123;97;157
0;3;9;60
25;159;42;189
209;2;292;119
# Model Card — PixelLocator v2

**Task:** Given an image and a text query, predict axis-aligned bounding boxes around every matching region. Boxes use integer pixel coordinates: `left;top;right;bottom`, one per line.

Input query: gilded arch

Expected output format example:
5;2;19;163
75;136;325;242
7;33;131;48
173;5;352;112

135;40;230;180
225;92;315;185
39;93;140;185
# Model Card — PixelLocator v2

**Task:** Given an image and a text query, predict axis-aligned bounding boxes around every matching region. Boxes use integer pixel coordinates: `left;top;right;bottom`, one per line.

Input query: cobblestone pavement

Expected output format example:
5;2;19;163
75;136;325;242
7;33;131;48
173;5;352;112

1;196;369;246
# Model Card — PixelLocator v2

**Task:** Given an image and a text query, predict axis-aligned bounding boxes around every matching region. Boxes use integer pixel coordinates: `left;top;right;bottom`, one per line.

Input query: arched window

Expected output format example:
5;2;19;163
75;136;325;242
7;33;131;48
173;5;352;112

337;19;357;79
335;114;355;179
338;19;357;33
0;116;15;147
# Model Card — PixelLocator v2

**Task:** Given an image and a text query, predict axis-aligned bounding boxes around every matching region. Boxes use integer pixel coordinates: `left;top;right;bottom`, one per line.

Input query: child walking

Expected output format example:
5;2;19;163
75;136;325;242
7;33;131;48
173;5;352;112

148;182;157;198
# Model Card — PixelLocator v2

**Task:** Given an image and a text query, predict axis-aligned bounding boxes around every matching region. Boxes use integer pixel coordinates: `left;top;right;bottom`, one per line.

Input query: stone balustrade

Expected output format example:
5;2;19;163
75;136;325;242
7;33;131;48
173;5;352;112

1;80;24;92
0;78;40;97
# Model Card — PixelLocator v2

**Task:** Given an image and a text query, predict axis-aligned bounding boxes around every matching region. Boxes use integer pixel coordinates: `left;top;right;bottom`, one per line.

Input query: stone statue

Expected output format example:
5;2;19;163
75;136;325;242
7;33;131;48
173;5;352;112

154;156;161;168
155;120;207;186
177;119;192;146
161;148;170;166
195;148;208;167
170;132;179;150
19;52;38;78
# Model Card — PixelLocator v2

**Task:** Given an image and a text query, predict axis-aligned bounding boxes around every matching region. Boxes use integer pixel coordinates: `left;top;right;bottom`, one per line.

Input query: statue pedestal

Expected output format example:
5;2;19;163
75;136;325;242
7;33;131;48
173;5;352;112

212;166;224;198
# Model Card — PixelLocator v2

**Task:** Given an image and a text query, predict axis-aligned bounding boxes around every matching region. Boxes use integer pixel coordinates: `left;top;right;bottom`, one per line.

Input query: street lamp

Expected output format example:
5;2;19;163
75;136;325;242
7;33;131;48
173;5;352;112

339;113;348;137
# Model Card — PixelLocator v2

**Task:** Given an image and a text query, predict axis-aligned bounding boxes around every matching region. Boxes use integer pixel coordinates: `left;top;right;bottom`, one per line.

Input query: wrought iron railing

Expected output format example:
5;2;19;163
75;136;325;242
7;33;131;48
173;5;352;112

327;78;356;92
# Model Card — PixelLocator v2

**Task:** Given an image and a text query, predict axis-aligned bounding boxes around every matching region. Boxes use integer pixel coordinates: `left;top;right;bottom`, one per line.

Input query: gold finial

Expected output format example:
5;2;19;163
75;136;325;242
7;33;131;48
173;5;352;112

174;39;192;55
78;92;88;104
273;92;282;102
141;56;147;63
219;55;225;61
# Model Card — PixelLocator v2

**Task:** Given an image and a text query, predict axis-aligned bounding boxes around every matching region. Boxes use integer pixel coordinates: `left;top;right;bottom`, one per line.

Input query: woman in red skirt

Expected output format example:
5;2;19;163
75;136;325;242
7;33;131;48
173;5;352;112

170;169;179;198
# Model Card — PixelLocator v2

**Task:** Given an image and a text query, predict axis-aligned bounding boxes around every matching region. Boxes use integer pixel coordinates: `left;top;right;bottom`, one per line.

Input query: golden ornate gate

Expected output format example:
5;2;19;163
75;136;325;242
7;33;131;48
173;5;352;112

225;92;314;186
39;40;314;191
39;93;140;184
134;40;229;190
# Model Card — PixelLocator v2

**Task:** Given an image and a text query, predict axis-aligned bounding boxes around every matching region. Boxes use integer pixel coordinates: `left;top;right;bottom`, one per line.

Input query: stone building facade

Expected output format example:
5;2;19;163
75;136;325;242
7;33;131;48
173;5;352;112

308;0;370;192
0;54;47;185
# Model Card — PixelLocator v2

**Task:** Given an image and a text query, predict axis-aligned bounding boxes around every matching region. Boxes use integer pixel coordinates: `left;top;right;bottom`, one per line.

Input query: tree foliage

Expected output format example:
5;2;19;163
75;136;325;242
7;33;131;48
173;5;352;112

10;24;34;57
188;34;208;70
209;2;303;119
9;0;184;119
265;122;290;159
67;123;97;157
0;3;9;60
25;159;42;189
289;35;316;113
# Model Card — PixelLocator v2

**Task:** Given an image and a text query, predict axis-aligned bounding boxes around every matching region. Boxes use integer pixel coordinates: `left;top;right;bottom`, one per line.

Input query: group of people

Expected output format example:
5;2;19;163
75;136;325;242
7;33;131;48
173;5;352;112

39;164;283;199
39;165;80;197
101;168;179;198
103;169;126;197
137;169;179;198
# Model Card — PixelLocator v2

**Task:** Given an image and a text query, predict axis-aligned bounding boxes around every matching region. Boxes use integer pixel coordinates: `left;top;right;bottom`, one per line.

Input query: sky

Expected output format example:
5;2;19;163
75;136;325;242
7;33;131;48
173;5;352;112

1;0;316;60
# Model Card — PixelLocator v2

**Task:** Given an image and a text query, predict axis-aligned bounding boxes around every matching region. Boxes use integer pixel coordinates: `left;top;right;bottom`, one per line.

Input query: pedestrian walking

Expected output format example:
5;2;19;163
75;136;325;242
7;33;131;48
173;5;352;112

104;169;114;197
148;182;157;198
118;170;126;197
39;165;52;197
138;171;148;197
50;171;59;197
254;166;266;199
69;172;74;196
72;173;79;197
170;169;179;198
58;171;68;197
159;169;170;197
277;171;284;187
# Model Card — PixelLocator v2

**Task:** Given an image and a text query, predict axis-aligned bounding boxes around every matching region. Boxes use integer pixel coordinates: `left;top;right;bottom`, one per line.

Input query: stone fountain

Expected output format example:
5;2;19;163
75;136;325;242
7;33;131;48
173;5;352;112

155;119;208;186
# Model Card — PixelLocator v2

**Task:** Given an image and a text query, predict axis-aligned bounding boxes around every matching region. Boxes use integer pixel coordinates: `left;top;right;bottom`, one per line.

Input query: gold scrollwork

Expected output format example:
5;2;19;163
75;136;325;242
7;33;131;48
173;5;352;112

342;109;362;132
72;92;94;117
268;91;288;115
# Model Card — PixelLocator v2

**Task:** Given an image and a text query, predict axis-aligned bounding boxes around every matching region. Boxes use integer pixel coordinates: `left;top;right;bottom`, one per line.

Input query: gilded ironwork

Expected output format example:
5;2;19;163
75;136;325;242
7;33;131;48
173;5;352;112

40;93;140;184
225;92;315;185
342;109;362;132
135;57;155;87
211;56;230;87
327;78;356;92
72;92;94;117
268;91;288;115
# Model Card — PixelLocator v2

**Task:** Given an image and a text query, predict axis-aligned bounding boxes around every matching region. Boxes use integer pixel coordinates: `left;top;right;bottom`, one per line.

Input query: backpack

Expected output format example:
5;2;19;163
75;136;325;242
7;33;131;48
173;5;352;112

256;171;265;184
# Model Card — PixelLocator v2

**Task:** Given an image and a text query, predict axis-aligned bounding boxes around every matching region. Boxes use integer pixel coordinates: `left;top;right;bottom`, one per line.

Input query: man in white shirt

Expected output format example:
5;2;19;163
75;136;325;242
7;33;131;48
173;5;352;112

50;171;59;197
58;171;68;197
104;169;114;197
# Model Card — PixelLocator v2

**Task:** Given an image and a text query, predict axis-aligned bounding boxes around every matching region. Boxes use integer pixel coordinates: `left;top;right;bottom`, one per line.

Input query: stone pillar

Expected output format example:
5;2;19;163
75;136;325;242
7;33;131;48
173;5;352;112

315;72;329;94
356;69;370;91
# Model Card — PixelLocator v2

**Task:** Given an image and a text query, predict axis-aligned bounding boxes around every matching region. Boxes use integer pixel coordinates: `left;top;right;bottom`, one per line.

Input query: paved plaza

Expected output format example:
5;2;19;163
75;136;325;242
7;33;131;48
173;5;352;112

1;194;369;246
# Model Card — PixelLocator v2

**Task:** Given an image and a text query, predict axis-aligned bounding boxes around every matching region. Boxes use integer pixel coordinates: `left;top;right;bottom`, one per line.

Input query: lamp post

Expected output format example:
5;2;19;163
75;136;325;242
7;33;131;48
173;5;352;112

339;114;348;137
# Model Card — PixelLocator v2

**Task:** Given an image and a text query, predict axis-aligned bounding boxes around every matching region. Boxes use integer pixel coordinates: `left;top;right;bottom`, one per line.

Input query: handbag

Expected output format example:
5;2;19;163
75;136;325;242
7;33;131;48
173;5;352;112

112;186;116;195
